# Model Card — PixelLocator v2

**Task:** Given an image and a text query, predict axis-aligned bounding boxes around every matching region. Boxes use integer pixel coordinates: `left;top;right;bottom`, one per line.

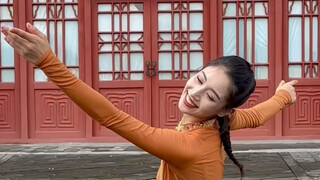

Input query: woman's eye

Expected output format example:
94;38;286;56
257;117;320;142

197;76;203;84
207;93;215;102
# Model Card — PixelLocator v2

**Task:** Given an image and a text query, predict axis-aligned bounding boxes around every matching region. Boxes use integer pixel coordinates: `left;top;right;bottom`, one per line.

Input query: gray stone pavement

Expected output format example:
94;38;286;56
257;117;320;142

0;141;319;180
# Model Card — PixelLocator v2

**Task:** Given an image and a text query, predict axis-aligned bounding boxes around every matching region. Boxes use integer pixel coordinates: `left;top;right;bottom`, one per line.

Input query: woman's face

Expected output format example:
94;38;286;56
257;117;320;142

178;66;232;120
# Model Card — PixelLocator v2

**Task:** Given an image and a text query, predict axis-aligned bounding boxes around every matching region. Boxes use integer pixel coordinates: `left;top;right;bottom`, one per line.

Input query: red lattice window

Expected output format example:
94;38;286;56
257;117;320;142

157;2;204;80
0;0;14;83
222;0;269;79
97;3;144;81
288;0;319;78
32;0;79;82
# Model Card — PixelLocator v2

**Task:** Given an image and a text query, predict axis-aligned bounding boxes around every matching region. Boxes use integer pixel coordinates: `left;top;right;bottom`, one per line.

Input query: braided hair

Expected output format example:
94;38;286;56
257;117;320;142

203;56;256;179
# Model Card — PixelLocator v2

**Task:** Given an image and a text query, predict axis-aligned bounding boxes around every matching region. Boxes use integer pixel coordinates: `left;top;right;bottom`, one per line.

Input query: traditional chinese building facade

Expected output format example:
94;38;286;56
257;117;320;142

0;0;319;143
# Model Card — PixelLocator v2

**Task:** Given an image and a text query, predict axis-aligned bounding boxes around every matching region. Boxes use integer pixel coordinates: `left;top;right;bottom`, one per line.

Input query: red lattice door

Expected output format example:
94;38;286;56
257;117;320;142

219;0;276;137
92;1;152;140
0;0;20;139
151;1;210;129
27;0;86;139
283;0;320;136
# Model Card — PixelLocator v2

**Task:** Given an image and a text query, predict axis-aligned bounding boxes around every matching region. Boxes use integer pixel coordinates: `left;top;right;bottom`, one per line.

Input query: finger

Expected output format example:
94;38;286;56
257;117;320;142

5;31;29;51
4;35;27;55
278;80;285;87
1;25;10;36
287;80;298;86
26;23;46;39
9;27;38;43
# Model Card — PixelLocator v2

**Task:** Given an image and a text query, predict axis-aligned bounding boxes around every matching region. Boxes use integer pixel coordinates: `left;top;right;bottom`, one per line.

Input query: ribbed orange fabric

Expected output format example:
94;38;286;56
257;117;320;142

36;50;292;180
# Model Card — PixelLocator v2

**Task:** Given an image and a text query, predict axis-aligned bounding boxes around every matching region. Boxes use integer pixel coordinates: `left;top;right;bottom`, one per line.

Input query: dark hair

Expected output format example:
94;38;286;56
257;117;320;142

203;56;256;179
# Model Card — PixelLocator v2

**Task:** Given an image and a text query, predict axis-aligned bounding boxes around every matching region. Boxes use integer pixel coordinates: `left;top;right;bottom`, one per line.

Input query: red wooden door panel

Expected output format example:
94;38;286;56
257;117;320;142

0;0;21;139
27;0;86;139
151;0;210;129
283;0;320;136
219;0;276;137
92;0;152;141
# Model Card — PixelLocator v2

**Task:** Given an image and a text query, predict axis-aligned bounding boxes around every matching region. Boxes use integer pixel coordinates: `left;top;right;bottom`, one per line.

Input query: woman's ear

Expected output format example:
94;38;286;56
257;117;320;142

217;108;233;117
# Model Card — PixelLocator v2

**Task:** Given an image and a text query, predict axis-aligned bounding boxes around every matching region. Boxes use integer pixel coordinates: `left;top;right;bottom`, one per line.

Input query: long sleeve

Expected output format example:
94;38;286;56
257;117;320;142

229;90;292;130
35;49;199;169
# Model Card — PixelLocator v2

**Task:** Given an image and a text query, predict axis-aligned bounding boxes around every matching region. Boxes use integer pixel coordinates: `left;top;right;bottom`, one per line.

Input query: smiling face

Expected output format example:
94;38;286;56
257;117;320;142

178;66;232;121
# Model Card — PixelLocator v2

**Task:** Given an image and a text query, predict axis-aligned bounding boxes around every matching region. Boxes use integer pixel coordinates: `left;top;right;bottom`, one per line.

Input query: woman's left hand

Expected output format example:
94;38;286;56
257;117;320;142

276;80;298;103
1;23;51;65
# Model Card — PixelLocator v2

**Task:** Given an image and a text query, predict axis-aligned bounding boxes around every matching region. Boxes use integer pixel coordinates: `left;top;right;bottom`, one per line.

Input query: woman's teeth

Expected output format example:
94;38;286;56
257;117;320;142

185;94;197;108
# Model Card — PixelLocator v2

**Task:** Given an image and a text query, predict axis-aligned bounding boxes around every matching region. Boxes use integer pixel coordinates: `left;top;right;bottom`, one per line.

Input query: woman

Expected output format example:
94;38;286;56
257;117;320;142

1;23;297;180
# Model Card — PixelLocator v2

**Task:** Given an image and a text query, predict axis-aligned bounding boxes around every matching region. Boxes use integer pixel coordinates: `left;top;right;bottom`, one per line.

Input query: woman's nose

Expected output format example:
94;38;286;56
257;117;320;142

189;86;204;101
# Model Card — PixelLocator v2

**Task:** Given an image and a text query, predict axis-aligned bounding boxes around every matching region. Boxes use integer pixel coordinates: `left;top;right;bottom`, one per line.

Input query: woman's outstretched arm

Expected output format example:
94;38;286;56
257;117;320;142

1;24;200;169
229;81;297;131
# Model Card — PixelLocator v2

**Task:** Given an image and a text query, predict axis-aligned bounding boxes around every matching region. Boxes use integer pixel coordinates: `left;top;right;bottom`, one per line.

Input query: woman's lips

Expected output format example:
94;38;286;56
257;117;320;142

183;92;198;108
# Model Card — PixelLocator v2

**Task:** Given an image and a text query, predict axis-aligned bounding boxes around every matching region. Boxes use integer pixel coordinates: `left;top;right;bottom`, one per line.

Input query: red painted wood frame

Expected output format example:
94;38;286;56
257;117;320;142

0;0;21;140
91;0;152;141
283;0;320;137
25;0;86;141
218;0;277;138
151;0;210;129
1;0;320;143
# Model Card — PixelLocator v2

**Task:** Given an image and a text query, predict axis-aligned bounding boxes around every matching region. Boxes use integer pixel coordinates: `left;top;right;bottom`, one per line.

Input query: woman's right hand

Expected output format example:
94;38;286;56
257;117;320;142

1;22;51;65
276;80;298;103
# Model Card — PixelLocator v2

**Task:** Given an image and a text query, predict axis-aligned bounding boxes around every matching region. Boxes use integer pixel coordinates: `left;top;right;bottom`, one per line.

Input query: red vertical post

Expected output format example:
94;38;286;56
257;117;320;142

83;0;93;140
210;0;218;60
19;0;28;142
274;0;283;137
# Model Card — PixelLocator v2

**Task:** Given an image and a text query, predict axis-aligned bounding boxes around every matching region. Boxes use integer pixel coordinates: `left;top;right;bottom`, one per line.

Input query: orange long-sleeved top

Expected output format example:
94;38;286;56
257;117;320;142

36;50;292;180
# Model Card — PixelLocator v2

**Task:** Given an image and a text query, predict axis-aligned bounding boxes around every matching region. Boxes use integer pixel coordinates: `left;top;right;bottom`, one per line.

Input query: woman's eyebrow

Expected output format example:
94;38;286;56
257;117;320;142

202;71;221;101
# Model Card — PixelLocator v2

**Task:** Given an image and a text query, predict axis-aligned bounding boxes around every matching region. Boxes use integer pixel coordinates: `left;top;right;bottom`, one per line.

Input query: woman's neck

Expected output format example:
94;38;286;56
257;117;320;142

181;114;216;125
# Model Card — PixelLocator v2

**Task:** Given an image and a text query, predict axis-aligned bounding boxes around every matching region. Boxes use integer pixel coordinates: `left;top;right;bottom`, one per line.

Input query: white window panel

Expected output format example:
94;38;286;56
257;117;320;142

129;13;143;31
182;52;188;70
1;22;14;67
99;73;112;81
190;3;203;10
305;17;310;61
190;52;203;70
159;73;171;80
122;53;128;71
223;20;236;56
289;65;302;78
1;70;14;82
159;53;172;70
289;1;302;15
130;53;143;71
224;3;236;17
190;13;203;30
312;17;318;62
33;5;46;19
65;21;79;66
289;17;302;62
0;6;13;20
99;54;112;71
98;14;111;32
158;3;171;11
255;19;268;63
174;53;180;70
34;68;47;82
65;5;78;18
239;19;245;58
158;13;171;31
255;3;268;16
255;66;268;79
130;73;143;80
98;4;111;12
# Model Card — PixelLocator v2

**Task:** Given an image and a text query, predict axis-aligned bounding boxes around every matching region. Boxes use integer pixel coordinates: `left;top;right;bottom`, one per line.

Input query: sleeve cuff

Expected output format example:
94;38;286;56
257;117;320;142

274;90;292;106
34;49;53;67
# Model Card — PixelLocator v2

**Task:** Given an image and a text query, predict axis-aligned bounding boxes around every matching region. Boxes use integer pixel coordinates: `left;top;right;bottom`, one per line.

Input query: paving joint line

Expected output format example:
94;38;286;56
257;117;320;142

0;154;13;165
279;152;310;179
